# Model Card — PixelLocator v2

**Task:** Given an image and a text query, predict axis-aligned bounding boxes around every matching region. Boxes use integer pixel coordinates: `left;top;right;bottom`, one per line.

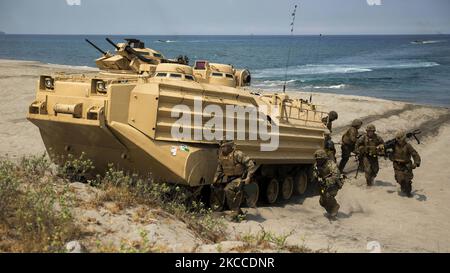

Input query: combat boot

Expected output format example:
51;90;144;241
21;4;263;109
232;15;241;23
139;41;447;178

329;203;340;218
366;177;374;186
405;181;413;198
227;209;245;222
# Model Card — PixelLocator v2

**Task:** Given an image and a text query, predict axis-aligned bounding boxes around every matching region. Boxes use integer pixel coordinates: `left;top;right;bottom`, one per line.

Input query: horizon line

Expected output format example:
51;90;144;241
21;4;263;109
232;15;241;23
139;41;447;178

1;33;449;36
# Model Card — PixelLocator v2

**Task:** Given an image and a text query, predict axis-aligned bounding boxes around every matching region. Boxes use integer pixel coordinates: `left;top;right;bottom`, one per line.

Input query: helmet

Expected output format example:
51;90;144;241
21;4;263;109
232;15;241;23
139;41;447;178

351;119;363;128
328;111;338;121
395;130;406;141
314;149;328;160
219;140;234;147
366;124;376;132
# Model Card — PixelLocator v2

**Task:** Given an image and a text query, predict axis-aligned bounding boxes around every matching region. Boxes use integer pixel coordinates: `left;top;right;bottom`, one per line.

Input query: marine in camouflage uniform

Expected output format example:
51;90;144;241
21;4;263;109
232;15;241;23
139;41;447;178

313;149;344;218
323;132;336;162
338;119;363;172
389;131;421;197
321;111;338;133
354;124;384;186
213;140;257;218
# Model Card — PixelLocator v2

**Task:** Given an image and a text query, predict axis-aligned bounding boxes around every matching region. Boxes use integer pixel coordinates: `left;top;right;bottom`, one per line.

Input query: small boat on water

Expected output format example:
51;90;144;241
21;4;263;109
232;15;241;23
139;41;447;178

157;39;176;43
411;40;442;45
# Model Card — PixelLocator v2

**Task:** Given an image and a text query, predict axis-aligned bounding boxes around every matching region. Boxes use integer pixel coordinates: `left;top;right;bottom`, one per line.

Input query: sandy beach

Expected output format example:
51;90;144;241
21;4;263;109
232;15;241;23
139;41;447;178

1;59;450;252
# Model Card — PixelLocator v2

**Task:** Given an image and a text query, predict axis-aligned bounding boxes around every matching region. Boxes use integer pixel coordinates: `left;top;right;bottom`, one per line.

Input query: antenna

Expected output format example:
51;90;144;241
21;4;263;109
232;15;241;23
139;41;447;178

283;3;299;93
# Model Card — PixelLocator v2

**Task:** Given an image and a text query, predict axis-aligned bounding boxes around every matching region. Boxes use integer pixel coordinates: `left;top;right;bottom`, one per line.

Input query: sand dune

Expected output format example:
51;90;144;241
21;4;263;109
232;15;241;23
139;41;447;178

1;59;449;252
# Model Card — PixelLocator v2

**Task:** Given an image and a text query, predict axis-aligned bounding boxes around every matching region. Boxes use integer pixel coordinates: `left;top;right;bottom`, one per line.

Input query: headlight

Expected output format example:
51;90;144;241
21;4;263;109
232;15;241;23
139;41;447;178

44;77;54;89
96;81;107;92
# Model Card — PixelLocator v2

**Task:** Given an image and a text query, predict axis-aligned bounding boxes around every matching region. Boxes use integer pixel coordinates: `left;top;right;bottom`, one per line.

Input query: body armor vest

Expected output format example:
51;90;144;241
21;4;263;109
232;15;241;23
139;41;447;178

316;162;337;188
342;127;357;146
364;135;381;157
219;151;245;177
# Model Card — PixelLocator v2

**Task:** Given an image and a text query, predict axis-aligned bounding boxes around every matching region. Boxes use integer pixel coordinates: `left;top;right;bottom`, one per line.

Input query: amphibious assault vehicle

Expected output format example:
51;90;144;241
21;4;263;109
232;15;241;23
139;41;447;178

27;38;329;207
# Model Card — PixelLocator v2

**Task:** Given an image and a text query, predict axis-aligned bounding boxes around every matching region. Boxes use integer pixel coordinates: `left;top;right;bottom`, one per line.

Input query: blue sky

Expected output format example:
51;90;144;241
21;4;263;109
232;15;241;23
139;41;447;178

0;0;449;35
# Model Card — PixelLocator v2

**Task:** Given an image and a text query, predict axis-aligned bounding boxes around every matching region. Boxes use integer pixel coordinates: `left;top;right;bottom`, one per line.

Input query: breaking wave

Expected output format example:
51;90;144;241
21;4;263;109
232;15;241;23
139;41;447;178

304;84;348;89
252;79;298;88
252;79;348;90
253;62;440;77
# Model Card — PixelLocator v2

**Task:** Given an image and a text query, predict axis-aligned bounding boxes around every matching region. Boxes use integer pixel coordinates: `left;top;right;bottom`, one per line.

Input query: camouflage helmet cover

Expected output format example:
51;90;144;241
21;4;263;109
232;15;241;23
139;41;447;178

219;140;235;147
366;124;376;132
351;119;363;127
314;149;328;160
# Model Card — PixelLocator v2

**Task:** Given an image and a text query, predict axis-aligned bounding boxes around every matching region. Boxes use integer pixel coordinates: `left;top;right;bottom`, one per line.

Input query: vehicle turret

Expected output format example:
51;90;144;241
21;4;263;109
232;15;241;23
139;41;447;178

154;63;196;82
193;60;251;87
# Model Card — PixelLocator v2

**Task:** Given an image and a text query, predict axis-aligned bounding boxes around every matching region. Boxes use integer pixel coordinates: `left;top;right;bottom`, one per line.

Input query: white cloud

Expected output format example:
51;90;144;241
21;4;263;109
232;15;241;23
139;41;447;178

366;0;382;6
66;0;81;6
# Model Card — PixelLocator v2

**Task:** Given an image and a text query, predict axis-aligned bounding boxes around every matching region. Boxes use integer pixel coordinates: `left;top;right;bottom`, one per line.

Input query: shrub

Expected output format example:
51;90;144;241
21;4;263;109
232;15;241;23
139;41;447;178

93;164;227;243
19;153;51;178
13;183;79;252
57;153;95;182
0;159;20;222
1;153;228;252
236;225;315;253
0;155;79;252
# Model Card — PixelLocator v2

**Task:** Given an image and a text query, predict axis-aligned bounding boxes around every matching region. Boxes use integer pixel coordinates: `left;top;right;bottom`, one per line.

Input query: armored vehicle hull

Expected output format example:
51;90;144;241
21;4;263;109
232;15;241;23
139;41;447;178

27;39;328;205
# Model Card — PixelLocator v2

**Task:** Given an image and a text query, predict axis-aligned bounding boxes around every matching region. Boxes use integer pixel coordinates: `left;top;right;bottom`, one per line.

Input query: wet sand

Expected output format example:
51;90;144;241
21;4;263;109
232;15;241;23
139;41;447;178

1;59;450;252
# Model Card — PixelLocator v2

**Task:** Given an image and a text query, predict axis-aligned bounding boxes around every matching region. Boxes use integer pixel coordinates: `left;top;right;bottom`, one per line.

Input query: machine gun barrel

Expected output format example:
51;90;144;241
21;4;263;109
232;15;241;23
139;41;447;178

105;37;120;50
406;129;421;144
106;37;155;64
85;39;107;55
124;46;155;64
383;129;422;156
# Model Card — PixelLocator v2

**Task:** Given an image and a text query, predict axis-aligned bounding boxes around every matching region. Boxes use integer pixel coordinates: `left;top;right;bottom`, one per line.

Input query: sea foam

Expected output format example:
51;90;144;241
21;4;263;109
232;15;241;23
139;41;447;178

253;62;440;77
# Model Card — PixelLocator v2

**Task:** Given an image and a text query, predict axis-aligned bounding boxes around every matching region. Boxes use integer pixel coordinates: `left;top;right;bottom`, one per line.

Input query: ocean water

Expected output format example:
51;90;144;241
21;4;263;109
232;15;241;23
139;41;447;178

0;34;449;107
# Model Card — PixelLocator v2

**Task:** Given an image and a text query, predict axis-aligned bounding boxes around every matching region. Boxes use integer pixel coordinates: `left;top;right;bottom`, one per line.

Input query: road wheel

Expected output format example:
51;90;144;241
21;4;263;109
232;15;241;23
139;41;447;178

265;178;279;204
281;176;294;200
294;170;308;195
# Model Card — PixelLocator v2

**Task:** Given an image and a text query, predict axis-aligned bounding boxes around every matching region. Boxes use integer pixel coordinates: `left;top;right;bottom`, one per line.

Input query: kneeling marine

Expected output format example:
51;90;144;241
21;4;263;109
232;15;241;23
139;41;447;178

212;140;258;220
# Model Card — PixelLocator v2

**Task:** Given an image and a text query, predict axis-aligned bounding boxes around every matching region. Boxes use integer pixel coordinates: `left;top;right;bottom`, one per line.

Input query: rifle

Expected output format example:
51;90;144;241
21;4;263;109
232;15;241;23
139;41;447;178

354;154;362;179
383;129;421;157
